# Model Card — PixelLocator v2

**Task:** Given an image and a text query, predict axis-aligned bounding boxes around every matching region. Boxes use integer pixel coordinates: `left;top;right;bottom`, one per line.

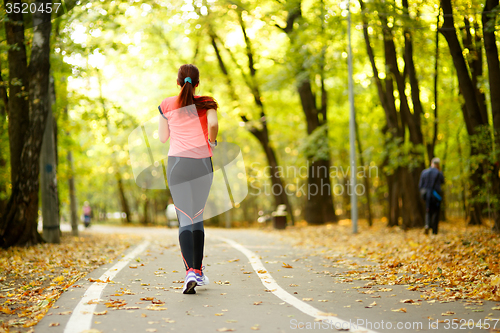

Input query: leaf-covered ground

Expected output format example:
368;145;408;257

271;218;500;302
0;232;141;333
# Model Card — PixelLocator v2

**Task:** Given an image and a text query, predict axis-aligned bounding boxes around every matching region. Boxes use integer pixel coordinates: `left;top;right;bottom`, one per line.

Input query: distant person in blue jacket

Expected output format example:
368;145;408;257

419;157;445;235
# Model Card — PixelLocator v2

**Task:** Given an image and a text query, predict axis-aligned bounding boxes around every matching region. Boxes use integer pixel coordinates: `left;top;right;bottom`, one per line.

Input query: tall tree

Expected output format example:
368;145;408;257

204;4;296;226
428;7;441;163
381;0;426;229
439;0;498;226
277;0;337;224
117;172;132;223
482;0;500;231
0;58;9;214
4;0;29;187
359;0;426;228
355;116;373;226
40;75;60;243
359;0;401;227
67;148;79;235
1;0;53;247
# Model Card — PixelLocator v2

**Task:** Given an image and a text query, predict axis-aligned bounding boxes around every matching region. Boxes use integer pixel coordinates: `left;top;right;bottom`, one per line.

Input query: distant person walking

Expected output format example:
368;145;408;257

83;201;92;228
158;64;218;294
419;157;444;235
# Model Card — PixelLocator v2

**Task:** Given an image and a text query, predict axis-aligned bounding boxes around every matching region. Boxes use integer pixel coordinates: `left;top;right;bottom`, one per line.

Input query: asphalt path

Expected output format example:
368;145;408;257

35;225;498;333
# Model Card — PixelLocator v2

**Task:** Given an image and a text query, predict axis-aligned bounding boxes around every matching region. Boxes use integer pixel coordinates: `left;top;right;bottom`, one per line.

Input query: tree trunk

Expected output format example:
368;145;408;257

0;130;6;215
67;150;79;236
51;77;61;228
0;59;9;216
469;145;485;225
387;171;401;227
40;78;60;243
0;0;52;247
355;114;373;226
401;166;425;228
151;198;157;225
297;79;337;225
342;176;351;219
440;0;486;132
483;0;500;152
116;172;131;223
482;0;500;232
142;195;149;225
381;16;423;146
0;58;8;215
462;18;489;125
456;126;468;221
400;169;413;230
439;140;449;222
428;9;440;163
101;203;107;221
359;0;401;227
63;103;79;236
4;0;30;186
382;14;425;228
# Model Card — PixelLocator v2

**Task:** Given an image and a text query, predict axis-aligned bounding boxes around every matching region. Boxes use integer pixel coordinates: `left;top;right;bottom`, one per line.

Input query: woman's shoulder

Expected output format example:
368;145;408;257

160;96;179;112
162;96;178;104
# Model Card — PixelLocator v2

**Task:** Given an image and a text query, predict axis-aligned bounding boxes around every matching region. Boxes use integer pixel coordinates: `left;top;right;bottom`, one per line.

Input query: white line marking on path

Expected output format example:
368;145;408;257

64;240;150;333
219;237;378;333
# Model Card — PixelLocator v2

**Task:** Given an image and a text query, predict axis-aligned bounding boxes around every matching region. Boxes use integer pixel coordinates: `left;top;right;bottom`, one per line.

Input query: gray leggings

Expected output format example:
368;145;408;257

167;156;213;270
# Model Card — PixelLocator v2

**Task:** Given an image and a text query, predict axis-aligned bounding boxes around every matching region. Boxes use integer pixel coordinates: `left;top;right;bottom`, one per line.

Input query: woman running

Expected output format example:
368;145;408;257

158;64;219;294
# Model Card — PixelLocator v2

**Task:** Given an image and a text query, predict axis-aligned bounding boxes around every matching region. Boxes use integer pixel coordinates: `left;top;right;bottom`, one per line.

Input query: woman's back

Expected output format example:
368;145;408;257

159;95;212;159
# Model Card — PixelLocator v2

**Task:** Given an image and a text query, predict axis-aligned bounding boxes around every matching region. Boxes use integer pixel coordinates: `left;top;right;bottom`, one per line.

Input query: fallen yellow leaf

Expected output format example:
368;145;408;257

441;311;455;316
392;308;407;313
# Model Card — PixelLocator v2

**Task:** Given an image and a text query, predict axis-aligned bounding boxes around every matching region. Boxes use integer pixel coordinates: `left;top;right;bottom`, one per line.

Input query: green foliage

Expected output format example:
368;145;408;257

379;133;426;176
467;125;500;214
298;124;330;162
484;4;500;33
0;0;498;223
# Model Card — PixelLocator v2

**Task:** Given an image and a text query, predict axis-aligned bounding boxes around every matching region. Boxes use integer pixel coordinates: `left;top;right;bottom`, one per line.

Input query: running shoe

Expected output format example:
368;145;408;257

195;266;209;286
183;270;198;294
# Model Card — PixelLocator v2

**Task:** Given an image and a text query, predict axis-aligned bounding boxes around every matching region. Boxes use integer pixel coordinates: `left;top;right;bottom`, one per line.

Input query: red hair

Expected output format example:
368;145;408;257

177;64;219;111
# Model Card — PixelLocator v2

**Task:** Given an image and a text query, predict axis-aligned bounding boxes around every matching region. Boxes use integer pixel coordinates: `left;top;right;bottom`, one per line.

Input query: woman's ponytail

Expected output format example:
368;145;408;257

177;65;196;108
176;64;219;112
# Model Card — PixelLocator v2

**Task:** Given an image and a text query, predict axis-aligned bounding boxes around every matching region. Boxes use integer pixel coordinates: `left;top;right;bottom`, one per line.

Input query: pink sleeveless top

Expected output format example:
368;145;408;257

159;96;212;158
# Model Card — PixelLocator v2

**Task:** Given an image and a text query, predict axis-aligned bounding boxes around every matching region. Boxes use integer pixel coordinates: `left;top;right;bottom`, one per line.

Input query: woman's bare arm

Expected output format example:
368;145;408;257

206;108;218;143
158;114;170;143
